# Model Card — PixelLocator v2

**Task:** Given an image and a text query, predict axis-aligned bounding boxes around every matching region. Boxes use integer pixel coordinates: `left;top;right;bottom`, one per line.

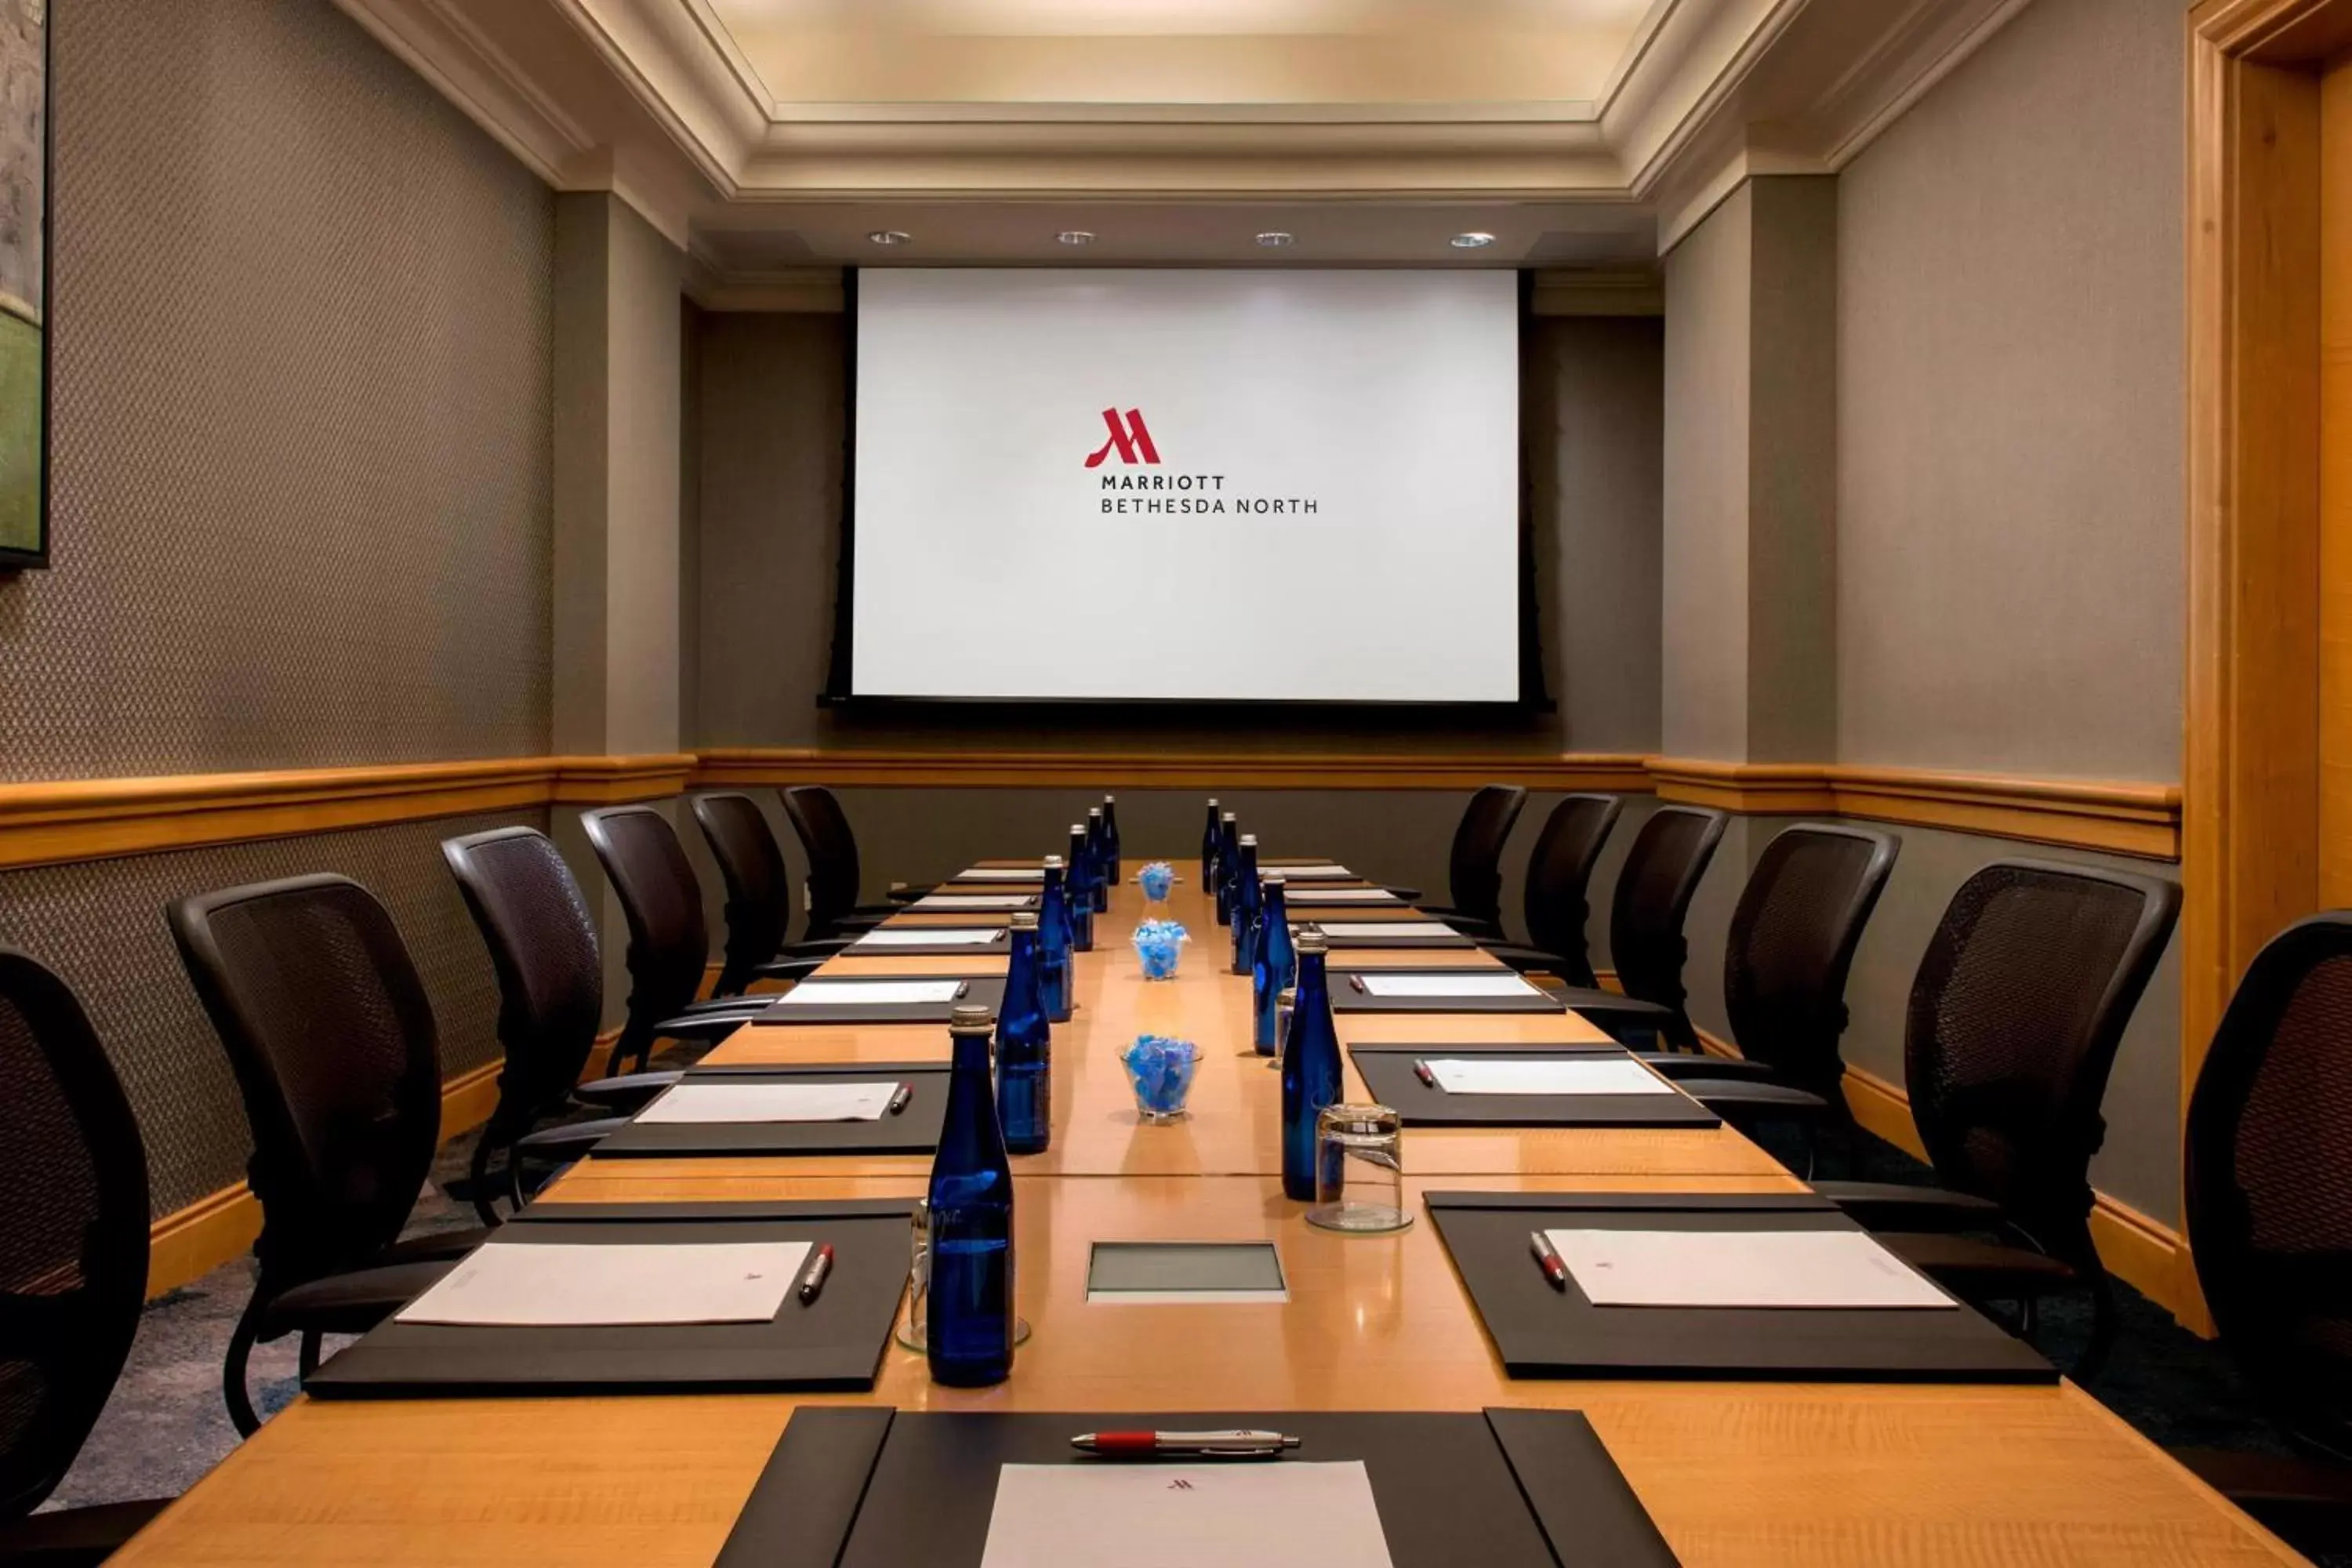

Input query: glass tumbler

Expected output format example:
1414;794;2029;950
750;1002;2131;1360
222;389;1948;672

898;1196;1033;1351
1305;1103;1410;1233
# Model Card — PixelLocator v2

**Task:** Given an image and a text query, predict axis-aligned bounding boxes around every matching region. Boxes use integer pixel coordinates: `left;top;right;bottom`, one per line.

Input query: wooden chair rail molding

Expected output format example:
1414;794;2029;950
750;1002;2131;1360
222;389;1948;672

0;749;2181;869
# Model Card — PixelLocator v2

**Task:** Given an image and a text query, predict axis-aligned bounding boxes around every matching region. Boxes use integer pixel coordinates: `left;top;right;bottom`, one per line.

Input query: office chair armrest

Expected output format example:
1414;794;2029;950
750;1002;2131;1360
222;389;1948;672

573;1069;683;1112
1809;1180;2004;1232
848;903;907;919
778;938;855;959
654;1010;764;1044
0;1496;174;1564
1875;1232;2080;1299
261;1260;457;1338
884;884;940;904
1545;986;1675;1020
811;913;892;938
2173;1449;2352;1555
1671;1078;1834;1122
1633;1053;1777;1083
751;956;825;982
1378;885;1425;904
673;995;778;1018
514;1116;631;1163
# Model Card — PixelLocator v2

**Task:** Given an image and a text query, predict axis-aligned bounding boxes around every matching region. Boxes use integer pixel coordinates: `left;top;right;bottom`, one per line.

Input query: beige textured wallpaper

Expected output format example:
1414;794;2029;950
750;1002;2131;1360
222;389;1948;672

1835;0;2185;782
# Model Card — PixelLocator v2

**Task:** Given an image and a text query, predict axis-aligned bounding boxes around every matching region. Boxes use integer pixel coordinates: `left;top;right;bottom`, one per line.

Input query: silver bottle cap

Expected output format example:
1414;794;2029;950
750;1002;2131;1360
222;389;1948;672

1263;873;1287;887
1222;811;1237;824
949;1005;996;1034
1207;797;1220;807
1044;855;1065;869
1070;823;1085;834
1240;833;1258;847
1104;793;1116;804
1294;929;1328;954
1011;909;1040;930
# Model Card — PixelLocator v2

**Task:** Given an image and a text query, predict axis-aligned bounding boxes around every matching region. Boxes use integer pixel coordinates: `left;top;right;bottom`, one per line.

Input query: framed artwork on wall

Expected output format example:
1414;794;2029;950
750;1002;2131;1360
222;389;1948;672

0;0;45;570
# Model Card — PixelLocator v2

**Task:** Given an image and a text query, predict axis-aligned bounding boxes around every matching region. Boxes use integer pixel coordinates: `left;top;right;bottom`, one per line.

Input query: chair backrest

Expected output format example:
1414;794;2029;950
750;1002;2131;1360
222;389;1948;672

2187;911;2352;1455
691;793;793;992
169;874;441;1286
1720;824;1901;1094
0;949;147;1521
1905;858;2180;1251
441;826;603;1123
1607;805;1729;1017
782;785;862;929
1447;783;1529;924
580;804;711;1032
1520;793;1624;985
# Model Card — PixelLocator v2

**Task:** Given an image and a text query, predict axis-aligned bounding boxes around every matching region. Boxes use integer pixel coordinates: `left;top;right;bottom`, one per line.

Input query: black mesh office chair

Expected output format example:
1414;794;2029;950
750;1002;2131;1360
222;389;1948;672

1813;858;2180;1381
1537;805;1728;1048
1481;793;1624;987
580;806;778;1075
2173;912;2352;1554
170;875;488;1435
781;786;915;938
689;793;835;996
1415;785;1529;939
0;949;172;1565
442;827;677;1222
1644;825;1901;1131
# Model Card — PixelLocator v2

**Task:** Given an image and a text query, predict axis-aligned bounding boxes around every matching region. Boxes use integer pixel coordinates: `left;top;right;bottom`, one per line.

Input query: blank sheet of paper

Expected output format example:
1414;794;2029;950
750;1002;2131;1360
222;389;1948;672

957;867;1044;880
1285;887;1398;902
636;1081;898;1123
1270;865;1356;879
395;1240;808;1327
1426;1057;1670;1097
851;927;1003;949
1547;1229;1957;1311
1359;974;1544;1000
978;1462;1393;1568
915;895;1036;909
1310;921;1460;939
772;979;966;1007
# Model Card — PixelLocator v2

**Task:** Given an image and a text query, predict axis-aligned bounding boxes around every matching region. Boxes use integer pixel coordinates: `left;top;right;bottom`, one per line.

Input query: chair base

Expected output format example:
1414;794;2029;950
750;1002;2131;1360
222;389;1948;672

0;1497;173;1566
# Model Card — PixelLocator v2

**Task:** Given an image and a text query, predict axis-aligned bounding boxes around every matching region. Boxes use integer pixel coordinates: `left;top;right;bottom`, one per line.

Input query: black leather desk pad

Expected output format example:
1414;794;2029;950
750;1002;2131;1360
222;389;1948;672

1350;1047;1721;1129
1330;975;1566;1014
1282;887;1410;907
1301;922;1475;949
590;1066;950;1158
1428;1190;2055;1384
715;1407;1679;1568
839;931;1014;956
304;1200;917;1399
753;975;1006;1025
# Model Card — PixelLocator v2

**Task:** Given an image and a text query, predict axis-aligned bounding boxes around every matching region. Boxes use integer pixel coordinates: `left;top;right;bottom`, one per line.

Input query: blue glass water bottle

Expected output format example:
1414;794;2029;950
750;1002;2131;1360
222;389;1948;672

1253;874;1297;1055
995;912;1051;1155
1280;930;1343;1201
1065;824;1096;951
1084;808;1111;912
927;1004;1016;1385
1201;797;1223;896
1036;855;1074;1022
1100;794;1123;887
1214;811;1240;925
1230;834;1263;975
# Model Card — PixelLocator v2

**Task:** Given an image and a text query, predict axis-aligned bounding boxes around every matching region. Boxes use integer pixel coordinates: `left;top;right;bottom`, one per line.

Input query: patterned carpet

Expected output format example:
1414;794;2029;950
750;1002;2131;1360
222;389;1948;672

38;1118;2336;1560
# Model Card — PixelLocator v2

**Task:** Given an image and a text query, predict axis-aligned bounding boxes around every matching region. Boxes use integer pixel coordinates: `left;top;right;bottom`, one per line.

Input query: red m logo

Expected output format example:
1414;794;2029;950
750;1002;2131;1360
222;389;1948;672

1084;408;1160;468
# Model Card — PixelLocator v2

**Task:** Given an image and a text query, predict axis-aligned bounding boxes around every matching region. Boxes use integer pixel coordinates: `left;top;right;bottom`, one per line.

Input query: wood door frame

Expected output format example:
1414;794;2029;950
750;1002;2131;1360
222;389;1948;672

2184;0;2350;1332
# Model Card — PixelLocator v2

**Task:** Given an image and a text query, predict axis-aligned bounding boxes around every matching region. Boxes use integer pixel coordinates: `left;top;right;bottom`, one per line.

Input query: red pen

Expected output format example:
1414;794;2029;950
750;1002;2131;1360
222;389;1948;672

1069;1430;1300;1458
797;1243;835;1305
887;1082;913;1115
1347;973;1367;994
1412;1058;1436;1088
1528;1231;1568;1290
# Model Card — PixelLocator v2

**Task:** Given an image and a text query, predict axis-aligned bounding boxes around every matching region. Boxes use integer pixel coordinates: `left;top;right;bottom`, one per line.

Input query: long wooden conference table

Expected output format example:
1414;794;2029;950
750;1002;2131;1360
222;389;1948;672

115;865;2299;1566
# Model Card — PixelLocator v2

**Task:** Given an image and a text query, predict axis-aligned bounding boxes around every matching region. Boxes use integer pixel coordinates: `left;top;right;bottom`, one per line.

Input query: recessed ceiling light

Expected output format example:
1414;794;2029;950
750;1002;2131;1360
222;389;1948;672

1057;230;1096;246
1255;231;1294;249
868;230;911;246
1450;232;1497;249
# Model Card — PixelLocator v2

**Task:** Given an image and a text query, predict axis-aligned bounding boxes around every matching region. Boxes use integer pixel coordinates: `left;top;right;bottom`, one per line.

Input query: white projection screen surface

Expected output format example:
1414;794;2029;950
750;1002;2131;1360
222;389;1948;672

848;269;1521;703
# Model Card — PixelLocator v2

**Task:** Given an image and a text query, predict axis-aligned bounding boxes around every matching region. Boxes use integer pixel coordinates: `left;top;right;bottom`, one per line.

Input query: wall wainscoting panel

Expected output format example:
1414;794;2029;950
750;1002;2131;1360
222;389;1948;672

692;747;1660;793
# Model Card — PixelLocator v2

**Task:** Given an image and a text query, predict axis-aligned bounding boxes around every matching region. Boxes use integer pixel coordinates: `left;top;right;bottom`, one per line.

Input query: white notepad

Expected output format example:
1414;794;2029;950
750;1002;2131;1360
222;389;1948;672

1359;973;1544;1000
1285;887;1398;903
772;979;966;1007
1310;921;1459;939
915;894;1036;909
1426;1057;1670;1097
1270;864;1356;879
635;1081;898;1123
1547;1229;1957;1310
394;1240;809;1327
851;927;1002;949
978;1461;1393;1568
956;866;1045;881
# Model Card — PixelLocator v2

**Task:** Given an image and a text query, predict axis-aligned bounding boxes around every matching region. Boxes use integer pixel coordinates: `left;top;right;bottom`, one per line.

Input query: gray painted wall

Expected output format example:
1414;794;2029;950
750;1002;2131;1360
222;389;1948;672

1835;0;2185;782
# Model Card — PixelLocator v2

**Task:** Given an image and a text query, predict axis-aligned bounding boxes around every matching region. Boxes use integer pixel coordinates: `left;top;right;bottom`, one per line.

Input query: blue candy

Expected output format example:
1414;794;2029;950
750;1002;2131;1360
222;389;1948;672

1122;1034;1199;1118
1138;861;1176;902
1131;918;1189;980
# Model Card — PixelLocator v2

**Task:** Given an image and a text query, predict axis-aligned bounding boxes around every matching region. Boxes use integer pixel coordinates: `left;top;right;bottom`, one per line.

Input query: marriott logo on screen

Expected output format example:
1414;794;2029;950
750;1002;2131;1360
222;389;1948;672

1082;407;1319;516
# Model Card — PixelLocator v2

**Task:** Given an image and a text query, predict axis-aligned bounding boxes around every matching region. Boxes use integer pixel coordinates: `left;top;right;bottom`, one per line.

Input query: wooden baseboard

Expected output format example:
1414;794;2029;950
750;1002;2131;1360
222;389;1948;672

143;1054;529;1300
1832;1058;2210;1334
